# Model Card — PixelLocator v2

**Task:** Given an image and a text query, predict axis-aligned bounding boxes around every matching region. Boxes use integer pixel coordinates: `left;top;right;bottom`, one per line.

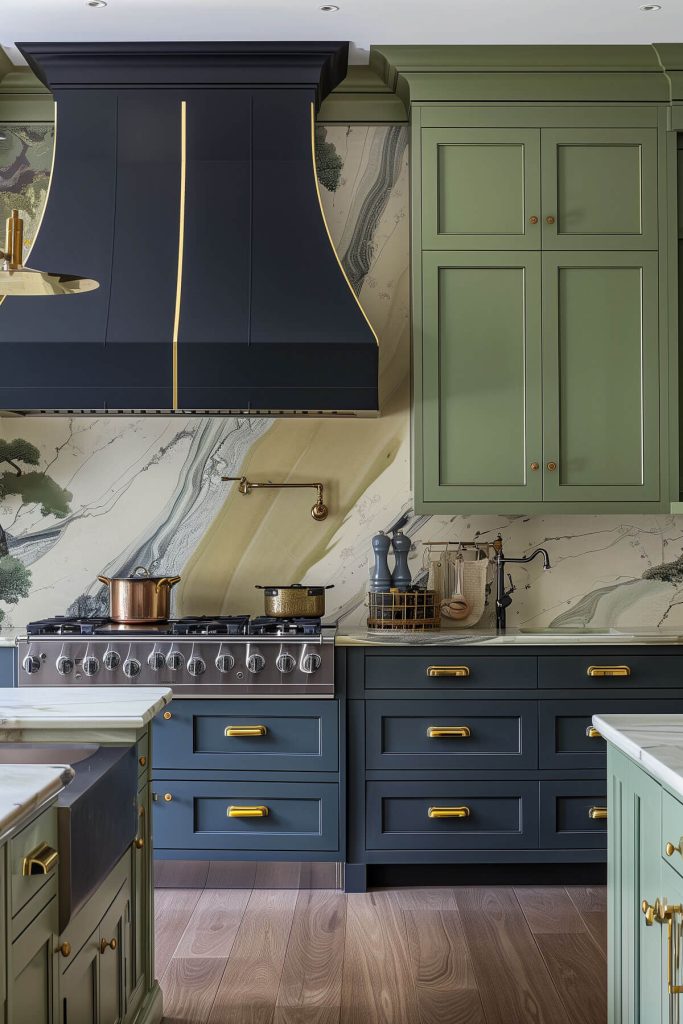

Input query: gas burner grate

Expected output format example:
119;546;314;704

26;616;111;636
248;616;322;637
171;616;251;636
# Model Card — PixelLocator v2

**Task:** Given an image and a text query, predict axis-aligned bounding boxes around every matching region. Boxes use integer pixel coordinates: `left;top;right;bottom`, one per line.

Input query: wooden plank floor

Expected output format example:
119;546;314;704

157;885;606;1024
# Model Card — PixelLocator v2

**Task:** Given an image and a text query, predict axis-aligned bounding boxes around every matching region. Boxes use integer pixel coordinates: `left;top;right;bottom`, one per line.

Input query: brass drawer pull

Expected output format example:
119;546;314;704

22;841;59;876
587;665;630;678
665;839;683;858
427;726;471;739
585;726;602;739
588;806;607;820
100;937;117;955
225;725;268;737
427;665;470;678
428;806;470;819
228;805;269;818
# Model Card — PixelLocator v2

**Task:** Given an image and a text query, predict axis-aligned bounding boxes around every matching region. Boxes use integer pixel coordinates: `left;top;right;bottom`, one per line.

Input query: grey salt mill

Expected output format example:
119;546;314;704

369;531;392;592
391;530;411;591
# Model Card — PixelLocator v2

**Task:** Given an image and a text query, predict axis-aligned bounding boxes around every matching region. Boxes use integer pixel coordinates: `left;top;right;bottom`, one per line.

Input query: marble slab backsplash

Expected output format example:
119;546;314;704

2;122;683;634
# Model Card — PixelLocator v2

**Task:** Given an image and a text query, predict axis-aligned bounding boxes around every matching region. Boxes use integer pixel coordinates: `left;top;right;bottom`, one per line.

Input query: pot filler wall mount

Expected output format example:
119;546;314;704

0;41;379;416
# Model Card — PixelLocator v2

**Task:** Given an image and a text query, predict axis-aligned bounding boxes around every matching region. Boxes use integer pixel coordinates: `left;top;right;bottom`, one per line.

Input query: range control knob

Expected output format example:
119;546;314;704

56;655;74;676
166;651;184;672
246;652;266;674
301;651;322;675
148;651;166;671
276;652;296;674
187;657;206;677
215;653;235;674
123;658;142;679
82;655;100;677
103;650;121;671
22;654;41;675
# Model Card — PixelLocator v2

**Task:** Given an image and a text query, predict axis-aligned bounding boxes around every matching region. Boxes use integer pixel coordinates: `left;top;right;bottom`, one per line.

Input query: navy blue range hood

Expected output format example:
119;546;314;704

0;42;379;415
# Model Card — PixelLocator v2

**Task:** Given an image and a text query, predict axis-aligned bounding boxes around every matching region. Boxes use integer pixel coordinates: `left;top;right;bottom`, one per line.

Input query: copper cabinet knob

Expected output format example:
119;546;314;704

530;462;539;471
546;215;556;224
59;942;71;958
100;937;117;954
546;461;557;471
529;216;539;225
139;755;147;767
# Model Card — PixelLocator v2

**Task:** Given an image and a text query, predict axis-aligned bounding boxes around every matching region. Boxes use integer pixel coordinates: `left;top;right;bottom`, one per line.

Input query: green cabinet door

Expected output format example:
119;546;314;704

60;930;98;1024
421;128;541;249
9;897;59;1024
98;882;130;1024
421;250;542;503
541;251;660;503
541;128;658;250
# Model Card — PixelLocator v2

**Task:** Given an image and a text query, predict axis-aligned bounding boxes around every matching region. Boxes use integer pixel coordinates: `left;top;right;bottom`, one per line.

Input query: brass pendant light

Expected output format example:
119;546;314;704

0;209;99;296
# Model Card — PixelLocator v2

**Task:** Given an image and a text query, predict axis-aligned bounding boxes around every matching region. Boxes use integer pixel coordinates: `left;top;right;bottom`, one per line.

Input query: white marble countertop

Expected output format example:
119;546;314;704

593;715;683;799
0;632;16;647
336;626;683;646
0;688;172;732
0;763;74;843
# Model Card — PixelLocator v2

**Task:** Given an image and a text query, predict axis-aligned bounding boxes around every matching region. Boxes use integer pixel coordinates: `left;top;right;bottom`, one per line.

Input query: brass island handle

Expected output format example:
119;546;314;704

427;666;470;678
546;461;558;472
228;805;269;818
642;898;659;926
587;665;631;678
586;726;602;739
225;725;268;738
427;726;471;739
666;839;683;858
546;215;556;224
100;937;117;955
22;841;58;876
134;837;145;850
529;216;539;225
530;462;540;471
428;806;470;819
59;942;71;958
588;807;608;820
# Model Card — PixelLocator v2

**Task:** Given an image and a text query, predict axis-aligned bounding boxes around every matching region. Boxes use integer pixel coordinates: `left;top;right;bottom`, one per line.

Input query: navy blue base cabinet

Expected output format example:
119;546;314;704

342;644;683;892
0;646;15;687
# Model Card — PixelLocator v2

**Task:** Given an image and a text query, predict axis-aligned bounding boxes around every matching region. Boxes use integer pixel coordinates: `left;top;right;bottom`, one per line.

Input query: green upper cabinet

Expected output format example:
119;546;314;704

421;128;541;249
541;128;658;250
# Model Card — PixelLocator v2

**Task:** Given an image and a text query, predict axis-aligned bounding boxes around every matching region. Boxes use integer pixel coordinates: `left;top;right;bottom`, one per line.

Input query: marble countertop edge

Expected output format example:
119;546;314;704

0;763;74;844
0;687;172;730
593;715;683;800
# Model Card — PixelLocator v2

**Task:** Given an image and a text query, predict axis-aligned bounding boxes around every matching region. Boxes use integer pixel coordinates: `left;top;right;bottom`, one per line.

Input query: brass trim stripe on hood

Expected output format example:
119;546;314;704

310;103;378;348
172;99;187;410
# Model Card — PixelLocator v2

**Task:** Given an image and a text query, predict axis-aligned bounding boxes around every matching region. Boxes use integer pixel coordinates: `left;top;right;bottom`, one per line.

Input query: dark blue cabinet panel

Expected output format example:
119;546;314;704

153;780;339;852
364;653;536;693
366;780;539;851
0;647;15;687
539;655;683;689
539;781;607;849
153;699;338;772
365;699;538;770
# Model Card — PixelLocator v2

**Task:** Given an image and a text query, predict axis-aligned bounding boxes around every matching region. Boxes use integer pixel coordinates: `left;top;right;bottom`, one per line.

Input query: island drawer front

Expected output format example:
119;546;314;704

153;780;339;852
153;700;338;772
364;654;536;693
661;791;683;879
539;699;683;770
538;656;683;689
10;806;59;918
539;781;608;849
365;780;539;851
365;700;537;770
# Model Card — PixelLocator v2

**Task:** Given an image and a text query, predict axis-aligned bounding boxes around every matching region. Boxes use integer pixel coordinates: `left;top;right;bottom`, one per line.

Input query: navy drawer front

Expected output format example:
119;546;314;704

539;699;683;770
0;647;15;687
539;655;683;689
540;781;607;849
366;700;537;770
366;781;539;851
153;699;338;772
364;653;536;692
153;781;339;852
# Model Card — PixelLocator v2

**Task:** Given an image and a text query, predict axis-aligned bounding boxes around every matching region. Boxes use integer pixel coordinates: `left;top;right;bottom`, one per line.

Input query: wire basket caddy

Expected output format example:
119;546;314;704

367;589;440;631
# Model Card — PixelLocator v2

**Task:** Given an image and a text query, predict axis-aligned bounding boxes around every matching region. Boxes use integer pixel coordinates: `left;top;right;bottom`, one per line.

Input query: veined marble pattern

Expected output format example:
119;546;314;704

2;122;683;632
0;763;74;843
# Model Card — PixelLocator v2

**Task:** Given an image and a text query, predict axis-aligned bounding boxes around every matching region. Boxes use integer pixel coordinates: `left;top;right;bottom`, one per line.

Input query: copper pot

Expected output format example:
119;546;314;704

97;565;181;624
255;584;333;618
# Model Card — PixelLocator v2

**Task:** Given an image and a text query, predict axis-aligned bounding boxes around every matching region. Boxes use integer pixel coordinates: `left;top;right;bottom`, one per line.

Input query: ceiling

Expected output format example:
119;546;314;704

2;0;683;66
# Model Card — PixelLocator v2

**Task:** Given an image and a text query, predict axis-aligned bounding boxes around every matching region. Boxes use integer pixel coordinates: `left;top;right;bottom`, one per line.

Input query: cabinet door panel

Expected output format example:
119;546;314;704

422;128;541;249
542;251;659;502
541;128;657;249
99;883;130;1024
11;897;58;1024
422;251;542;502
60;930;98;1024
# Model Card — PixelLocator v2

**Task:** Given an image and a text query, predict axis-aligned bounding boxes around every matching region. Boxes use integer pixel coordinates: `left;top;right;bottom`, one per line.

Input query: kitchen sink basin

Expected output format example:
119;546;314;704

0;741;137;929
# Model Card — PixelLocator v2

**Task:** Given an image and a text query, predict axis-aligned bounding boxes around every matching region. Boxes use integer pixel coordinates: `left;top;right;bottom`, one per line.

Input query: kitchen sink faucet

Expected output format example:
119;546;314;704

494;535;551;632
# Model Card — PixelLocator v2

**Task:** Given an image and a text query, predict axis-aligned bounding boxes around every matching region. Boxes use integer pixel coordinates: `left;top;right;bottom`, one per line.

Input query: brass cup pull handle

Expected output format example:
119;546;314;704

587;665;631;678
225;725;268;737
22;841;59;876
546;215;556;224
227;805;269;818
100;938;118;955
666;839;683;858
586;726;602;739
427;666;470;678
427;726;471;739
588;806;607;820
428;806;470;819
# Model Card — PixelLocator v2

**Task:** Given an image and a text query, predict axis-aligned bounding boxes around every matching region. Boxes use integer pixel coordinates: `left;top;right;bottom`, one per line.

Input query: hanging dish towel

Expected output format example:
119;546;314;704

441;551;490;628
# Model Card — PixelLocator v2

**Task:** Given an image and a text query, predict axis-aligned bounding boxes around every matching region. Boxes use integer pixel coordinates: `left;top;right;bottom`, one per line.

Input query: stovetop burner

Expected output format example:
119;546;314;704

249;616;323;636
25;614;323;638
170;616;250;636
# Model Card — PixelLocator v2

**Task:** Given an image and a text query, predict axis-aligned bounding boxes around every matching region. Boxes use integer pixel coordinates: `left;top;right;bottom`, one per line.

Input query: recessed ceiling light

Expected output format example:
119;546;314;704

320;5;340;11
87;1;107;7
640;3;661;9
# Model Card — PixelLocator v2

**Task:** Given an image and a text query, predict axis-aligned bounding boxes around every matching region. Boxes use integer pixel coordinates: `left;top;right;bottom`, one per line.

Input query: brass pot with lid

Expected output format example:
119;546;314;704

97;566;181;624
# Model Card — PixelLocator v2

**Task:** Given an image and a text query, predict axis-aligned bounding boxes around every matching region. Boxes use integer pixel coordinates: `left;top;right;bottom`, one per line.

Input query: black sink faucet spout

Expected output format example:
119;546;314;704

494;535;551;632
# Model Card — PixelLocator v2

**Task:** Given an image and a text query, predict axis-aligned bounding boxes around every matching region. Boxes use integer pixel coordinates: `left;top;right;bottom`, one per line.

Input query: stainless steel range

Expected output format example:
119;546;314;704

17;616;335;698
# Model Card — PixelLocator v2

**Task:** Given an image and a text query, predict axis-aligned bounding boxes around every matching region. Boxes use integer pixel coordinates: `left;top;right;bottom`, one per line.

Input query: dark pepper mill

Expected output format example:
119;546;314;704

369;531;392;593
391;531;411;591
